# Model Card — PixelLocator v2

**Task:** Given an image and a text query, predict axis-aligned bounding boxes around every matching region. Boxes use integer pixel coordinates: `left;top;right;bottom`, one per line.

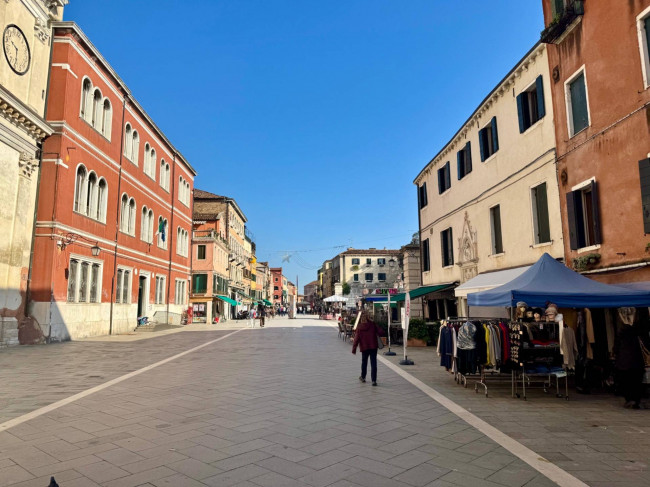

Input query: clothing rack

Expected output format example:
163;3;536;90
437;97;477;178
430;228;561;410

439;317;514;398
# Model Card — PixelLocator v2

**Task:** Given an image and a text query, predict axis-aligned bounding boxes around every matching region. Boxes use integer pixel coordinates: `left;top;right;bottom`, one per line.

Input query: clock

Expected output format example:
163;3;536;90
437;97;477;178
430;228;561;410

3;24;30;76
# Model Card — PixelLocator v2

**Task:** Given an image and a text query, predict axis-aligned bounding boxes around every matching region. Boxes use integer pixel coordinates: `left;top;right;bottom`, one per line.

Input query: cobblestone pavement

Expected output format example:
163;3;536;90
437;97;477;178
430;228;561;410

0;316;644;486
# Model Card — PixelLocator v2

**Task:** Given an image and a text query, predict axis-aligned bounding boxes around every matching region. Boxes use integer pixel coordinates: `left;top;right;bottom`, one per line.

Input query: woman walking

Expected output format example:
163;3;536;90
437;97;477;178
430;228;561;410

352;311;385;386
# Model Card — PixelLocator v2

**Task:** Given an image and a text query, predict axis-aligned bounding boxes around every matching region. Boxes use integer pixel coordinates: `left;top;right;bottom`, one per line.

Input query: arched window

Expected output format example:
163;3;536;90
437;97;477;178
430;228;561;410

132;131;139;165
148;209;154;243
120;194;129;231
91;89;102;128
149;148;156;178
165;163;170;190
74;165;87;213
86;171;97;217
144;143;150;174
124;124;132;159
81;78;92;120
102;99;112;139
97;178;107;222
186;182;190;205
160;160;165;188
141;206;149;241
128;198;136;235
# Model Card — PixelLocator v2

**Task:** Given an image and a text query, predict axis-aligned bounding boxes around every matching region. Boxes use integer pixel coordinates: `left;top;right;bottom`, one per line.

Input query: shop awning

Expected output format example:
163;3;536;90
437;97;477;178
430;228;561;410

455;266;531;298
216;295;238;306
467;253;650;308
263;299;272;306
391;283;456;302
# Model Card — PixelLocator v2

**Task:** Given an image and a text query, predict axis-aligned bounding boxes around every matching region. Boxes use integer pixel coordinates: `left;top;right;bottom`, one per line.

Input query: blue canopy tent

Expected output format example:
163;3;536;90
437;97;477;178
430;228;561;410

467;253;650;309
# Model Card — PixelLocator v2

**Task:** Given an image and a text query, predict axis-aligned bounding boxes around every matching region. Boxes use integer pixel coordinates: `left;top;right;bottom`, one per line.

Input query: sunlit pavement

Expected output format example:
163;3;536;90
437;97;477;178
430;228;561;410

0;317;645;486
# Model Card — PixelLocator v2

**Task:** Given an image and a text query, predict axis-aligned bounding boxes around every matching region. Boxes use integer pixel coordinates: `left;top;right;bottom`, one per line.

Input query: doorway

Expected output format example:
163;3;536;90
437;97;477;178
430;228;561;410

137;275;147;317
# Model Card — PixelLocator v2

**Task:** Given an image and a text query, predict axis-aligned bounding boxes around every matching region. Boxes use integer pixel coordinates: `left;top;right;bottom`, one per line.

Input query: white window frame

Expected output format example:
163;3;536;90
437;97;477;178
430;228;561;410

564;65;591;138
637;6;650;89
67;254;103;304
175;278;186;305
489;204;504;256
155;275;166;304
116;265;133;304
529;181;552;246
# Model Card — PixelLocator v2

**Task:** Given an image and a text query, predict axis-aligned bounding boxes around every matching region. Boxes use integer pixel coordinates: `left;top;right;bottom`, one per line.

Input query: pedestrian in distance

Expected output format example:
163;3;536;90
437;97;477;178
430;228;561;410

258;304;266;327
352;311;385;386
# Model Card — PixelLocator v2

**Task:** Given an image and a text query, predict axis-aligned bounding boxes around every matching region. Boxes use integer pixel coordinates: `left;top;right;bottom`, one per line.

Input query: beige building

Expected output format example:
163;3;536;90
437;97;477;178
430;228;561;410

256;261;271;302
0;0;66;346
414;43;563;318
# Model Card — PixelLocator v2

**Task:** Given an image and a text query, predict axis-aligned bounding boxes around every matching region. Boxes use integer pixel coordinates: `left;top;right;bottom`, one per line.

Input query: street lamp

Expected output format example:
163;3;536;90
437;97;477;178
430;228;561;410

91;243;101;256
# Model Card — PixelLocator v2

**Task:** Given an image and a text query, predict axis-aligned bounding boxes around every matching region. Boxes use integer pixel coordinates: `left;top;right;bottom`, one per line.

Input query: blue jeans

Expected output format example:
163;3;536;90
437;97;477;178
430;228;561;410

361;349;378;382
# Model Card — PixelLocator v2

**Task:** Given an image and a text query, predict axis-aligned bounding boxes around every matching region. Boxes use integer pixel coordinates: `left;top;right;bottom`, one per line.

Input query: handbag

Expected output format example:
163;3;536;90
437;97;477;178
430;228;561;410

377;334;385;350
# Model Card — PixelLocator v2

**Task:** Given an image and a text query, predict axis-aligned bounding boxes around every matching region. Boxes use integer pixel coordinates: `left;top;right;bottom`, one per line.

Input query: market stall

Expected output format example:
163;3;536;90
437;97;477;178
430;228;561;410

437;254;650;402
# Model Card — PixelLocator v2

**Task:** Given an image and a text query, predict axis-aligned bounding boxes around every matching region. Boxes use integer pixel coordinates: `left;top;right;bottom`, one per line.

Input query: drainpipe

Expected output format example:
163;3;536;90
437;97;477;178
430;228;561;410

165;153;177;324
108;94;128;335
416;185;424;319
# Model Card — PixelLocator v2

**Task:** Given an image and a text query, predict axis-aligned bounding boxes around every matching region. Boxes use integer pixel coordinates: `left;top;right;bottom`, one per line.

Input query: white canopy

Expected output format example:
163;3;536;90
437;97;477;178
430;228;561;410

323;295;348;302
454;265;531;298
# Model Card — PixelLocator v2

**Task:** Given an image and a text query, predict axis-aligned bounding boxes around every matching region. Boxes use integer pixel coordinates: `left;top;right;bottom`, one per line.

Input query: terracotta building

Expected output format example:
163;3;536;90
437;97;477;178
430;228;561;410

270;267;283;305
191;196;231;324
30;22;195;340
541;0;650;283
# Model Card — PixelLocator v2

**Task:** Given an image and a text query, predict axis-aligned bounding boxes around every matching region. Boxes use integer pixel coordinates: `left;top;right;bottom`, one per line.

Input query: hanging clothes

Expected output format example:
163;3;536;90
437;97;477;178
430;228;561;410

560;325;578;369
584;308;595;360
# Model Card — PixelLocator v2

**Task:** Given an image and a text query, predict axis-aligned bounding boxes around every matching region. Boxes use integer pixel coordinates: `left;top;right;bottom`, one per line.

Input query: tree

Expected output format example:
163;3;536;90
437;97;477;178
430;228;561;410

342;282;351;295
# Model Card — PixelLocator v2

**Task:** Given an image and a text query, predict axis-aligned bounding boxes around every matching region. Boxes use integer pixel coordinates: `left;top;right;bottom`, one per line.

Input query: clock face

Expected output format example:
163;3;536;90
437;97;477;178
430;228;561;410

3;24;30;75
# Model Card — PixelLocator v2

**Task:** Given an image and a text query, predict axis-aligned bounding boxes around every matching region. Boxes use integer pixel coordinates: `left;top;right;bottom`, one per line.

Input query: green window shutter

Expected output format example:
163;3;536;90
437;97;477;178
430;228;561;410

440;231;446;267
536;75;546;119
465;142;472;174
445;162;451;189
422;182;427;206
645;17;650;61
565;191;579;250
438;168;444;194
479;128;486;162
457;151;462;180
491;117;499;153
569;73;589;134
590;181;602;245
639;158;650;234
516;93;526;133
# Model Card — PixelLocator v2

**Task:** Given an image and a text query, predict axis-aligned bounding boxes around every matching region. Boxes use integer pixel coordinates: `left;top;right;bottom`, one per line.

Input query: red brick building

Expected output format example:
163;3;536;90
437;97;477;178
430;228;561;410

541;0;650;284
270;267;283;305
30;22;196;340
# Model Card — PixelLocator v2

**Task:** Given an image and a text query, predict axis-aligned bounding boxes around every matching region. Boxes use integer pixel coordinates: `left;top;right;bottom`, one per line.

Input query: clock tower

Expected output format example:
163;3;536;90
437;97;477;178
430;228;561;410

0;0;67;347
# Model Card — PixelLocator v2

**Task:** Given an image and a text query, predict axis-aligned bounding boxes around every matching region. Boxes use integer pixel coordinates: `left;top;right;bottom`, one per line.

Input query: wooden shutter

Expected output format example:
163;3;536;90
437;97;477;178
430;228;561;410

438;168;443;194
639;158;650;234
479;128;486;162
491;117;499;153
417;184;422;209
516;93;526;133
566;191;579;250
590;181;602;245
422;182;427;207
440;231;446;267
457;150;462;180
448;228;454;265
465;142;472;174
536;75;546;119
445;162;451;190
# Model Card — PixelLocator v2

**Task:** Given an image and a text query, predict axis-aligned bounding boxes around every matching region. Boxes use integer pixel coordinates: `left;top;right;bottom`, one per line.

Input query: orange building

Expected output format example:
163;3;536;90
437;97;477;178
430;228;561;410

30;22;196;340
541;0;650;283
270;267;283;305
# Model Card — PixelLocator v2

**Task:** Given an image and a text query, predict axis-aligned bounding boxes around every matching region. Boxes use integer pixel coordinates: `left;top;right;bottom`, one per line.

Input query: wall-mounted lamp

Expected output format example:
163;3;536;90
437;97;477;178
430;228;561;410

91;243;101;256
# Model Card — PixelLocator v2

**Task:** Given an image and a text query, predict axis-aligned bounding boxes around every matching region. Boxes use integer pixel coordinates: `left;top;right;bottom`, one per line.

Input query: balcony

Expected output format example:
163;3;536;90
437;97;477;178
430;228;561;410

193;229;227;245
540;0;584;44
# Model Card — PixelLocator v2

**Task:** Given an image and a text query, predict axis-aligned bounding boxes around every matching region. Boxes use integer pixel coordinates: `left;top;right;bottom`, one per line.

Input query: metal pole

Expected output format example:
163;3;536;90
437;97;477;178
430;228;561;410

384;292;396;356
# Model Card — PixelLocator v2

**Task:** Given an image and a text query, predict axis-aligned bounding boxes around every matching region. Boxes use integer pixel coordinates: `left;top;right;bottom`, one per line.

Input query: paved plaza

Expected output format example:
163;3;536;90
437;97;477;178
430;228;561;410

0;317;648;487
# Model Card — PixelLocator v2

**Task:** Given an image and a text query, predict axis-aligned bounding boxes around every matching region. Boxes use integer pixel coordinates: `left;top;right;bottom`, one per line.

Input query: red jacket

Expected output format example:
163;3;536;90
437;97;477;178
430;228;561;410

352;320;385;353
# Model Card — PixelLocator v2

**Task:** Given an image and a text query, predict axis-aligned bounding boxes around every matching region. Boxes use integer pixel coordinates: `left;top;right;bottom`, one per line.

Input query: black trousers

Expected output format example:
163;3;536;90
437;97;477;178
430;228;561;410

617;368;644;404
361;349;378;382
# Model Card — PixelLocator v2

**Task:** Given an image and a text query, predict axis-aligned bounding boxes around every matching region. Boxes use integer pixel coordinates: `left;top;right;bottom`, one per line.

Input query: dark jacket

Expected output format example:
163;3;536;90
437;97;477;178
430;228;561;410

352;320;385;353
616;326;645;371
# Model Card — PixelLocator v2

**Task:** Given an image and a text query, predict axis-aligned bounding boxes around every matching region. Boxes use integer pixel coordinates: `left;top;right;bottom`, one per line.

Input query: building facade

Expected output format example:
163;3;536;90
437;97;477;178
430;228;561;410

192;190;250;315
256;261;271;302
321;248;402;301
541;0;650;284
191;200;230;324
0;0;65;346
270;267;283;305
414;43;563;318
31;22;195;340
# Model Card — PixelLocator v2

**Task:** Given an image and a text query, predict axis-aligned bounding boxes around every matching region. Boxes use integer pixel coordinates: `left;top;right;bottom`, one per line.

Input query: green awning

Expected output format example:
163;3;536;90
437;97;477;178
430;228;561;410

391;284;455;302
263;299;272;306
216;295;238;306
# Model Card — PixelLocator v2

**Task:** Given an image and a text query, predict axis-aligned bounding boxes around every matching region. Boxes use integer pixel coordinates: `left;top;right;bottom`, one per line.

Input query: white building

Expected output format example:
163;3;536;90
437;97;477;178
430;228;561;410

414;43;563;318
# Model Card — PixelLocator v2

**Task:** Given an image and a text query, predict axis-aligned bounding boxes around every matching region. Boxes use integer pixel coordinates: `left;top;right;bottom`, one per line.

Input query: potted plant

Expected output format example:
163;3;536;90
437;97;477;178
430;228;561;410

407;318;429;347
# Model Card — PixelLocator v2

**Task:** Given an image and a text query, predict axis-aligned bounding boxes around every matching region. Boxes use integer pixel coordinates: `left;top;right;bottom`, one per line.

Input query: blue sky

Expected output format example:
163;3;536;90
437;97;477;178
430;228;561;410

65;1;544;292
